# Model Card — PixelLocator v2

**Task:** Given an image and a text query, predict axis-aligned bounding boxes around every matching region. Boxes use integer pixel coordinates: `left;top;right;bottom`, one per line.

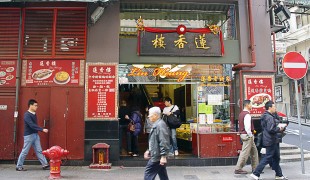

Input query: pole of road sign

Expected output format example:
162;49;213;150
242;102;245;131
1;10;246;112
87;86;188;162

294;80;305;174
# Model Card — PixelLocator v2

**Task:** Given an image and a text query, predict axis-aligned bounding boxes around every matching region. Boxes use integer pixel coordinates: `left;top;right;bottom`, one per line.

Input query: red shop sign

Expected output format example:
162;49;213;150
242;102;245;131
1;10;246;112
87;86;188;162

222;136;233;142
0;60;17;87
85;63;118;120
21;60;84;86
244;75;274;117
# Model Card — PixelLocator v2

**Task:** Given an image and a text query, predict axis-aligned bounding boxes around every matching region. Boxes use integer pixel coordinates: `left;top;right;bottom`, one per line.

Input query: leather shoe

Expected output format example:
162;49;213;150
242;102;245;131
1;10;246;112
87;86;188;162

16;167;27;171
42;165;50;170
234;169;247;174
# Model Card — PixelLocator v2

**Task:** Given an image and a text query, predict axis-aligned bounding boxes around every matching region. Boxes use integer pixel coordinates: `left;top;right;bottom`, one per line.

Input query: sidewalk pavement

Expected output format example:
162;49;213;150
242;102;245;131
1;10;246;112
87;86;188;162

1;160;310;180
288;117;310;127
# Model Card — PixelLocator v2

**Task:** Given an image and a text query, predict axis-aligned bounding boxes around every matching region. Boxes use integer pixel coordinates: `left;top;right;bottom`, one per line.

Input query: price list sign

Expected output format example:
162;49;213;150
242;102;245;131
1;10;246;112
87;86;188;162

244;75;274;116
85;63;118;120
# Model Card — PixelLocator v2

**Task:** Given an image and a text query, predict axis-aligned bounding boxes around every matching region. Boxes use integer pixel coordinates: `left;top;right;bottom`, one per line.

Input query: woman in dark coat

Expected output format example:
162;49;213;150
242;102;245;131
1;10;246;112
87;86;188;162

125;106;142;156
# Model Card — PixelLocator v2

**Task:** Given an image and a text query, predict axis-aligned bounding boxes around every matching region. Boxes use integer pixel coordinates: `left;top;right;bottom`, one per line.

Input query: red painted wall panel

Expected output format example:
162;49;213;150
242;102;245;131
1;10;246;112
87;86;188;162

49;87;84;159
0;97;15;159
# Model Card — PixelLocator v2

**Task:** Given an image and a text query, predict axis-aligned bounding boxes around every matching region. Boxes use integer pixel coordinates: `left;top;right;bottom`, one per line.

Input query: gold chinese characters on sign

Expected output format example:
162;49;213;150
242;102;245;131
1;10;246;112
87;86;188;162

200;75;231;83
152;33;211;50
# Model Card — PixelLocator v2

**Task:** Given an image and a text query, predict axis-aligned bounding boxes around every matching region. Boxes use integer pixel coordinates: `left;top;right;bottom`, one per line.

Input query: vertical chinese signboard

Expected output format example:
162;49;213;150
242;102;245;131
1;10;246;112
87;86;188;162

0;60;17;87
85;63;118;120
21;60;84;86
244;75;274;116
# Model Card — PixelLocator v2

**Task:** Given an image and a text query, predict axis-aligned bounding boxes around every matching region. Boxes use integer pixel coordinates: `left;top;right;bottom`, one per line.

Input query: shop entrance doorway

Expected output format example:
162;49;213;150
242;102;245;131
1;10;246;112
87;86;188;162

119;82;199;159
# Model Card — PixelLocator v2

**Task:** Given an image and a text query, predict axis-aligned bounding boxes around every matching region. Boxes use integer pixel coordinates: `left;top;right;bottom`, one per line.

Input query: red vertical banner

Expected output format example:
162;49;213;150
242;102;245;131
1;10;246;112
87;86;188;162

85;63;118;120
244;75;274;116
0;60;17;87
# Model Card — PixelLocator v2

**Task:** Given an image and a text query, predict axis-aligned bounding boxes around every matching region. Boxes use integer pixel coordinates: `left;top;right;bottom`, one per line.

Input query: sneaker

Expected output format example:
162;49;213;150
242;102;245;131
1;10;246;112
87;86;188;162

174;150;179;156
250;173;262;180
234;169;247;174
168;152;174;156
132;154;139;157
42;165;50;170
16;167;27;171
275;176;288;180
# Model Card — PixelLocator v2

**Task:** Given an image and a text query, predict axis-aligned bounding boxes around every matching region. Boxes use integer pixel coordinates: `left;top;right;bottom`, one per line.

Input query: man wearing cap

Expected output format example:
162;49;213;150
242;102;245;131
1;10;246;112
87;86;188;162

144;107;170;180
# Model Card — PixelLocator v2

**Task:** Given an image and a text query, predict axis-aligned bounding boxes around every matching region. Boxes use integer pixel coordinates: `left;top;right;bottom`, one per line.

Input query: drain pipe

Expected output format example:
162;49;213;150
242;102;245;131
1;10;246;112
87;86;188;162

238;32;277;107
13;9;23;161
232;0;256;71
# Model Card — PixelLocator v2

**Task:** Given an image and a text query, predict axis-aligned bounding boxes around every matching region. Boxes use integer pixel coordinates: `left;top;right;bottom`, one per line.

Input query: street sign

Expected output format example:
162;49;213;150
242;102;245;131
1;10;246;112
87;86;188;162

282;52;308;174
282;52;307;80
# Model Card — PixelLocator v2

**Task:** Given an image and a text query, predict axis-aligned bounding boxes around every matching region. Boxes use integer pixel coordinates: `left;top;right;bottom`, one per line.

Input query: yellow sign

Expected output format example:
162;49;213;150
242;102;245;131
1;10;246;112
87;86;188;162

195;34;210;49
174;34;188;49
152;34;166;49
127;67;189;82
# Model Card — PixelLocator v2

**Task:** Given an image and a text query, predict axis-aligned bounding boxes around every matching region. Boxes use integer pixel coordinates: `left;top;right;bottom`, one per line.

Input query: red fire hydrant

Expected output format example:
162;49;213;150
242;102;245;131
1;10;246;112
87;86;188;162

42;146;69;179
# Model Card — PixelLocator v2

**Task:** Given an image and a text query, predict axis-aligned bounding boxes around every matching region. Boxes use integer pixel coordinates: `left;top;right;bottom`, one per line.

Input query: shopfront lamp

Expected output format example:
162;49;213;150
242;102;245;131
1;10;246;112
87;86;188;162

274;4;291;22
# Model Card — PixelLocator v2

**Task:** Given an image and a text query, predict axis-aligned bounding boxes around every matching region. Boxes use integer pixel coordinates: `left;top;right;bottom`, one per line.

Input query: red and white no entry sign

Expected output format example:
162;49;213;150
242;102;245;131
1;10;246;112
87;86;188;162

282;52;308;80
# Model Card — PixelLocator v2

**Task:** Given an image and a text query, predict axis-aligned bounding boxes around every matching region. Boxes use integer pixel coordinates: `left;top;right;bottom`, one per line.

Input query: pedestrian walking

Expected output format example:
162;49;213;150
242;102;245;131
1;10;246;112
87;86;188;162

144;107;170;180
126;106;142;157
16;99;50;171
251;101;288;180
234;100;258;174
162;97;180;156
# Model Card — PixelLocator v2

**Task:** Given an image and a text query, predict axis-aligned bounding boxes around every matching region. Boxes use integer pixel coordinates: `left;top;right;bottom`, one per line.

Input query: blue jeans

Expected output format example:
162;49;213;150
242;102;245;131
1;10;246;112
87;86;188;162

144;160;169;180
16;133;48;168
253;143;283;177
170;128;178;153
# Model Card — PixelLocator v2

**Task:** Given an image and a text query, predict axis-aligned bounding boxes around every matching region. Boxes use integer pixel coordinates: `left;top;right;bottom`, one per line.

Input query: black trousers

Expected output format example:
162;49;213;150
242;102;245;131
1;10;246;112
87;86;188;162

144;159;169;180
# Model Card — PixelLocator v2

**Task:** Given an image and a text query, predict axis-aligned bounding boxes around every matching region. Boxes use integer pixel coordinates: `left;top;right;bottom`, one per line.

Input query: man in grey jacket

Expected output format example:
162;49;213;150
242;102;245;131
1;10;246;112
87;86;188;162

144;106;170;180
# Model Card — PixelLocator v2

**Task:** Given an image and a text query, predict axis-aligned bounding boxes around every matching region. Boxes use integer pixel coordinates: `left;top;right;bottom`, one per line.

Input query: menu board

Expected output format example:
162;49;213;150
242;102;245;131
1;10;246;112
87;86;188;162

85;63;118;120
244;75;274;116
21;60;84;86
0;60;17;87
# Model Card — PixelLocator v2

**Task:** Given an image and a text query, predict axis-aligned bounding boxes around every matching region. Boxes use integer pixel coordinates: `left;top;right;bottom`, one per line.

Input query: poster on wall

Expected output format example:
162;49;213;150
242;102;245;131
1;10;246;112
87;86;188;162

85;63;118;120
21;60;84;86
275;85;283;102
244;75;274;116
0;60;17;87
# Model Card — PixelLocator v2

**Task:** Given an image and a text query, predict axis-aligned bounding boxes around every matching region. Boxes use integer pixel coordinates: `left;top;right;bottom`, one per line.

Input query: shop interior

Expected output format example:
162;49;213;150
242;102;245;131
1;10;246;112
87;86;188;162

118;64;235;158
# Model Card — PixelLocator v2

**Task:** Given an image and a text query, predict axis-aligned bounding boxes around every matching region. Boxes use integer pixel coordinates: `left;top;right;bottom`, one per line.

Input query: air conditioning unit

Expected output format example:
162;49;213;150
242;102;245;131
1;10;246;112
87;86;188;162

270;11;286;33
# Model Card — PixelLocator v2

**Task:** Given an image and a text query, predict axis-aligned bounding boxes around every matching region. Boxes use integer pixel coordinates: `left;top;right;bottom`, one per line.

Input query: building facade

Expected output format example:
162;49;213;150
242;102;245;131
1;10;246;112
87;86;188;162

0;0;277;166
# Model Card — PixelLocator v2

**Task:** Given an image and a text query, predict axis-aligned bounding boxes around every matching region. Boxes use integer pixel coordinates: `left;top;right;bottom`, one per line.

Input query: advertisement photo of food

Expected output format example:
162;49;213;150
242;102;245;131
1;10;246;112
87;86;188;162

6;75;14;81
250;93;271;108
0;80;6;85
0;71;6;77
6;67;14;72
32;69;53;80
54;71;70;85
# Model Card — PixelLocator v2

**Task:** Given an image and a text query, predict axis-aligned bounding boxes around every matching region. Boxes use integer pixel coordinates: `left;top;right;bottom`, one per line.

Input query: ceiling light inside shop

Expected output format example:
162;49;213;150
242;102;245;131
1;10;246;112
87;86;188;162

163;64;172;69
177;65;186;68
132;64;144;68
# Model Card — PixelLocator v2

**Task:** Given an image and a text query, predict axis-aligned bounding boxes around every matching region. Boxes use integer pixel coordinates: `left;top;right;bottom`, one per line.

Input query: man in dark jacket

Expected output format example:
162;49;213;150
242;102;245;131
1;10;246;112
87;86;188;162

144;107;170;180
16;99;49;171
251;101;288;180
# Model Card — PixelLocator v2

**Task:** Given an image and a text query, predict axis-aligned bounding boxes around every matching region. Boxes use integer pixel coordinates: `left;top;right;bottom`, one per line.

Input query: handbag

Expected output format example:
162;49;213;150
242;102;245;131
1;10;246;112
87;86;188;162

128;121;135;132
165;105;182;129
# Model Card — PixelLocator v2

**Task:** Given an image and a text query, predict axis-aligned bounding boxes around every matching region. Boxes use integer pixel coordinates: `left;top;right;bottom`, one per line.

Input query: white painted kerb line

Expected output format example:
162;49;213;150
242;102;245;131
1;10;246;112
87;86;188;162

283;62;307;68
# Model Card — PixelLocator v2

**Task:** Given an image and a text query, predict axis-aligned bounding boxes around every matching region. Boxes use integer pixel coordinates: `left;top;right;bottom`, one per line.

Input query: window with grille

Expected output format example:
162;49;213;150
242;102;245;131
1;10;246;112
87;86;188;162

23;8;87;59
0;8;21;59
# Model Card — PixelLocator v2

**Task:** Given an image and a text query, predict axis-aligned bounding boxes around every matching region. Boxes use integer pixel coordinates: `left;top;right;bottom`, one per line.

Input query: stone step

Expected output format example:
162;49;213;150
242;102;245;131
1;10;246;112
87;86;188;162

280;143;299;150
280;153;310;163
280;148;310;155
